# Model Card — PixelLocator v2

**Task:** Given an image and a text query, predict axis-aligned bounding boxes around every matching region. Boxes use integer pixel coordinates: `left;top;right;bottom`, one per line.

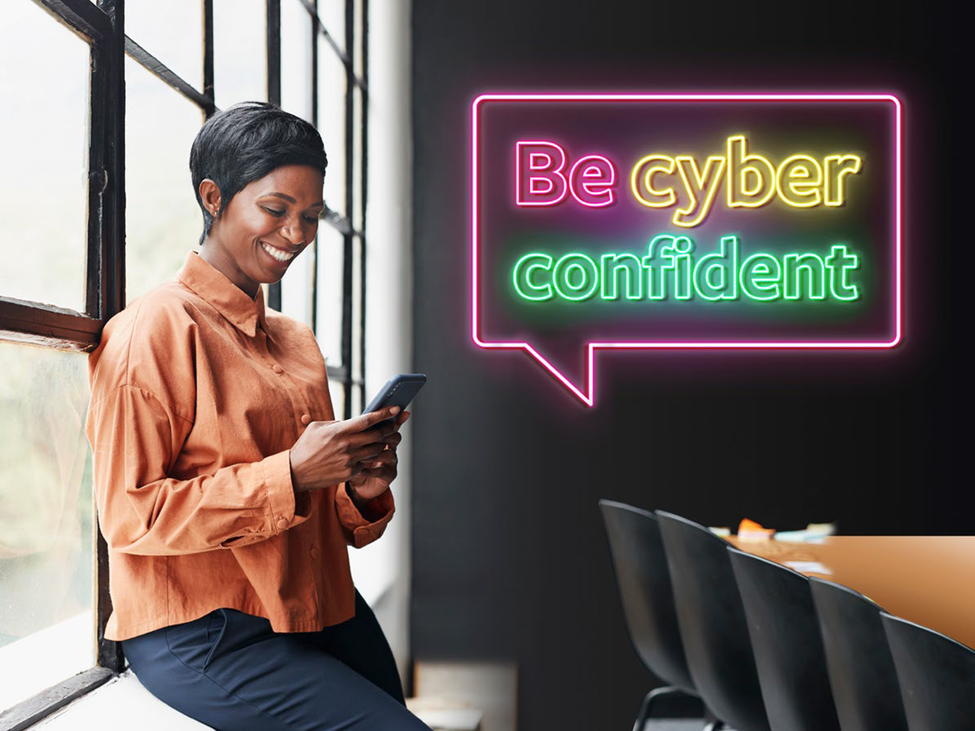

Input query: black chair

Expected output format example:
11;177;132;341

599;500;702;731
881;612;975;731
656;511;771;731
727;548;841;731
808;577;908;731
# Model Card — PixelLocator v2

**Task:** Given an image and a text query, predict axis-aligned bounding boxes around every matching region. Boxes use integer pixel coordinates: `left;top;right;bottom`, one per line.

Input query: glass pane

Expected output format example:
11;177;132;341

281;238;315;328
318;1;346;56
282;0;313;123
351;383;362;418
0;343;94;711
317;40;347;214
214;0;267;109
126;0;204;91
328;376;345;421
315;225;345;367
351;234;363;383
353;0;364;80
125;56;205;305
0;1;90;313
352;85;364;232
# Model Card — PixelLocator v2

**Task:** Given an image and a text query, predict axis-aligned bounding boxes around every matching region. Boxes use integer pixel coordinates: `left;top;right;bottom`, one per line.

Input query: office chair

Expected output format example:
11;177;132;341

727;548;841;731
599;500;703;731
808;577;908;731
881;612;975;731
656;511;771;731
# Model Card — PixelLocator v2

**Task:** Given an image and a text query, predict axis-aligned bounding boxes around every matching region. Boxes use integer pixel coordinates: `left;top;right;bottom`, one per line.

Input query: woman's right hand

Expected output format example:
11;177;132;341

288;407;403;493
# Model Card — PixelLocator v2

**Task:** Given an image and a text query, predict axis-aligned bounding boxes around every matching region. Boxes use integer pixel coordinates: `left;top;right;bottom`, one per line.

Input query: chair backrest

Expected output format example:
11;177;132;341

881;612;975;731
808;577;908;731
655;511;770;731
727;548;841;731
598;499;696;694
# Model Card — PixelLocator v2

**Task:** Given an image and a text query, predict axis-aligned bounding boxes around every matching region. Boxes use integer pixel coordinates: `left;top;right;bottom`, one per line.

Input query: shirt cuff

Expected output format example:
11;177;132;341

261;449;302;533
335;482;395;548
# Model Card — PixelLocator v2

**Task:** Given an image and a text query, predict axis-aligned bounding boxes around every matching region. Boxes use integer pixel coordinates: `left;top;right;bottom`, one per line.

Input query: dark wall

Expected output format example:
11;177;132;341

410;2;966;729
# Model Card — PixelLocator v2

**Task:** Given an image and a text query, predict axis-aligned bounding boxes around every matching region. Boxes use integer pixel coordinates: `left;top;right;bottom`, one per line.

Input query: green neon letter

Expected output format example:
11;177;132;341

512;253;554;301
783;253;827;300
740;253;782;300
825;244;860;300
600;253;643;300
693;235;739;301
553;253;599;301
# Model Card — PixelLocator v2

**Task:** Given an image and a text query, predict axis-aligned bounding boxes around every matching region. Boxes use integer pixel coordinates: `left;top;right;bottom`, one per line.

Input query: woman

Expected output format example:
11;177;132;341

84;101;430;730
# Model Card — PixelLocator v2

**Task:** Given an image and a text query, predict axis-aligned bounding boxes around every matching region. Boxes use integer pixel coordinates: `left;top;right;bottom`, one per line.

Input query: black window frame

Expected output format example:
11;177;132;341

0;0;368;727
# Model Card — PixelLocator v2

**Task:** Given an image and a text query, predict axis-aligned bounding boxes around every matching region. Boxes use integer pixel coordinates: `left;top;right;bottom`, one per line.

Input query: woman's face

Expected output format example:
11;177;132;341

199;164;325;299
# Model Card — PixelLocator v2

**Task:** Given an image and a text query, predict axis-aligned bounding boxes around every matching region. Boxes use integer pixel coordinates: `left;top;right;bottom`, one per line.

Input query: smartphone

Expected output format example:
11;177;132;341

361;374;426;425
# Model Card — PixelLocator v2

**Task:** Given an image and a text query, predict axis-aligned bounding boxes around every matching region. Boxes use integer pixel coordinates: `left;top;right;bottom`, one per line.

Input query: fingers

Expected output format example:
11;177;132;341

345;406;400;433
361;450;397;470
355;462;397;485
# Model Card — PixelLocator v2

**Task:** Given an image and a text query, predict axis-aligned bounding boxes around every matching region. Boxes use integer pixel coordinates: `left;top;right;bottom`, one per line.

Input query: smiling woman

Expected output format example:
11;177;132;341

84;102;428;731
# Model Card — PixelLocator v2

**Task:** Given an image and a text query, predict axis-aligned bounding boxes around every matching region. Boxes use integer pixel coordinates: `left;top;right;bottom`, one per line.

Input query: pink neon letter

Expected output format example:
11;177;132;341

569;155;617;207
516;141;568;206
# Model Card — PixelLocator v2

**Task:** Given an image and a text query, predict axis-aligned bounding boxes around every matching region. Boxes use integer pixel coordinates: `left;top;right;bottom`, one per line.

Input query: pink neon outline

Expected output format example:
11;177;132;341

473;94;904;406
515;140;568;206
568;155;617;207
529;152;553;168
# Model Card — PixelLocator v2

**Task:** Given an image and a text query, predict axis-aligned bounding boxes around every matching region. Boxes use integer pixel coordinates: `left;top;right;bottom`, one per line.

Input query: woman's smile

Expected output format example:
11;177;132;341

259;240;299;266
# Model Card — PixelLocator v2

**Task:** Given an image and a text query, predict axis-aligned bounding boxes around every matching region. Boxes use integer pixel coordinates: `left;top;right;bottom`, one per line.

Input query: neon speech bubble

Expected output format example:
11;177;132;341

472;94;902;405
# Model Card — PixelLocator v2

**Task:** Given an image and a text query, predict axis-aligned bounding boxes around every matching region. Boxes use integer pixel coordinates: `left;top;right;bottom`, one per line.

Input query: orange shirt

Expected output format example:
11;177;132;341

85;249;394;642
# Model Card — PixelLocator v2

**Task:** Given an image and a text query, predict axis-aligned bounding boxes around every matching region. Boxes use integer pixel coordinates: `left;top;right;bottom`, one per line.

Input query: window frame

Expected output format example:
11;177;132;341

0;0;368;725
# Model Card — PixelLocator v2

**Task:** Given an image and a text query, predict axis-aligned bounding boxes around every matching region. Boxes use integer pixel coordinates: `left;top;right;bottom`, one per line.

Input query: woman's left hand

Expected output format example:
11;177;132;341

347;410;410;501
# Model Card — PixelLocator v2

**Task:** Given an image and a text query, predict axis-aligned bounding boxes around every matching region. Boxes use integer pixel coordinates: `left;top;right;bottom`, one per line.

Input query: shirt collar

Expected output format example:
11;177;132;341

176;250;269;337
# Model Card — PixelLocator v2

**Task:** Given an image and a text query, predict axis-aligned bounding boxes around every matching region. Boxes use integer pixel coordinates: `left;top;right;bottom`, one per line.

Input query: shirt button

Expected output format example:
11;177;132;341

309;547;319;558
277;517;289;529
272;364;284;374
300;413;311;425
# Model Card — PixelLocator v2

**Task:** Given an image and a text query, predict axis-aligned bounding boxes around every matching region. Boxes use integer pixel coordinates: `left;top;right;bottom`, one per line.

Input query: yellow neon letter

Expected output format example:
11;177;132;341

630;154;677;208
673;155;726;227
824;154;863;206
776;155;823;207
727;134;776;208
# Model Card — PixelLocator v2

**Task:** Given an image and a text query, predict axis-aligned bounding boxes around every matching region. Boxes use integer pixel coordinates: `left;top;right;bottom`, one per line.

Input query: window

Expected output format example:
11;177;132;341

0;0;369;723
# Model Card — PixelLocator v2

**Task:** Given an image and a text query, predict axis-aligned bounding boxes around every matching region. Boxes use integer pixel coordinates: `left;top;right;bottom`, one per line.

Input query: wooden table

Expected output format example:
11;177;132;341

726;536;975;649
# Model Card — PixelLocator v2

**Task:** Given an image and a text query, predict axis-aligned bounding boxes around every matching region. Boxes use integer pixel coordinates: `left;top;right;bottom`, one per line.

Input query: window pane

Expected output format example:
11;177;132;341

0;1;89;313
317;45;347;214
281;239;315;328
352;84;364;232
315;225;344;367
126;0;204;91
214;0;267;108
328;376;345;420
125;57;204;304
281;0;313;123
351;234;363;383
318;1;346;56
0;342;93;711
353;0;364;80
351;383;362;417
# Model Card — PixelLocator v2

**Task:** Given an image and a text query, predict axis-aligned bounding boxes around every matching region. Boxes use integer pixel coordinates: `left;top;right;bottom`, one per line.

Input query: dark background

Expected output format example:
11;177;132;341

409;2;966;729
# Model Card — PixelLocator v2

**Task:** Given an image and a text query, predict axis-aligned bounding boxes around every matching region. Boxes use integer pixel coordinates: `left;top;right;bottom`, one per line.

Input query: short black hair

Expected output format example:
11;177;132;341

189;101;328;246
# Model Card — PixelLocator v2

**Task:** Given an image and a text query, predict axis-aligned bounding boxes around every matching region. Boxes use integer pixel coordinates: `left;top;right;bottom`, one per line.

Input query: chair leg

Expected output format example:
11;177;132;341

631;686;682;731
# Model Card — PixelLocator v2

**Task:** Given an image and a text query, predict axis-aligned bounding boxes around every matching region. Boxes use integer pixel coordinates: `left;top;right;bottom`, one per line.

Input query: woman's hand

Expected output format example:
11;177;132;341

347;410;410;500
288;407;404;493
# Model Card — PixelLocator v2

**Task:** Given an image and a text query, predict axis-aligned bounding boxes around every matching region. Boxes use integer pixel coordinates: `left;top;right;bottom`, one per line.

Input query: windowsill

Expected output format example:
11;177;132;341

29;669;211;730
0;612;93;711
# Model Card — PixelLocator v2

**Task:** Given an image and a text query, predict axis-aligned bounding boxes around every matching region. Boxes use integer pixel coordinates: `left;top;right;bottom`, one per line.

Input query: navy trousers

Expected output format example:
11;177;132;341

121;589;431;730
